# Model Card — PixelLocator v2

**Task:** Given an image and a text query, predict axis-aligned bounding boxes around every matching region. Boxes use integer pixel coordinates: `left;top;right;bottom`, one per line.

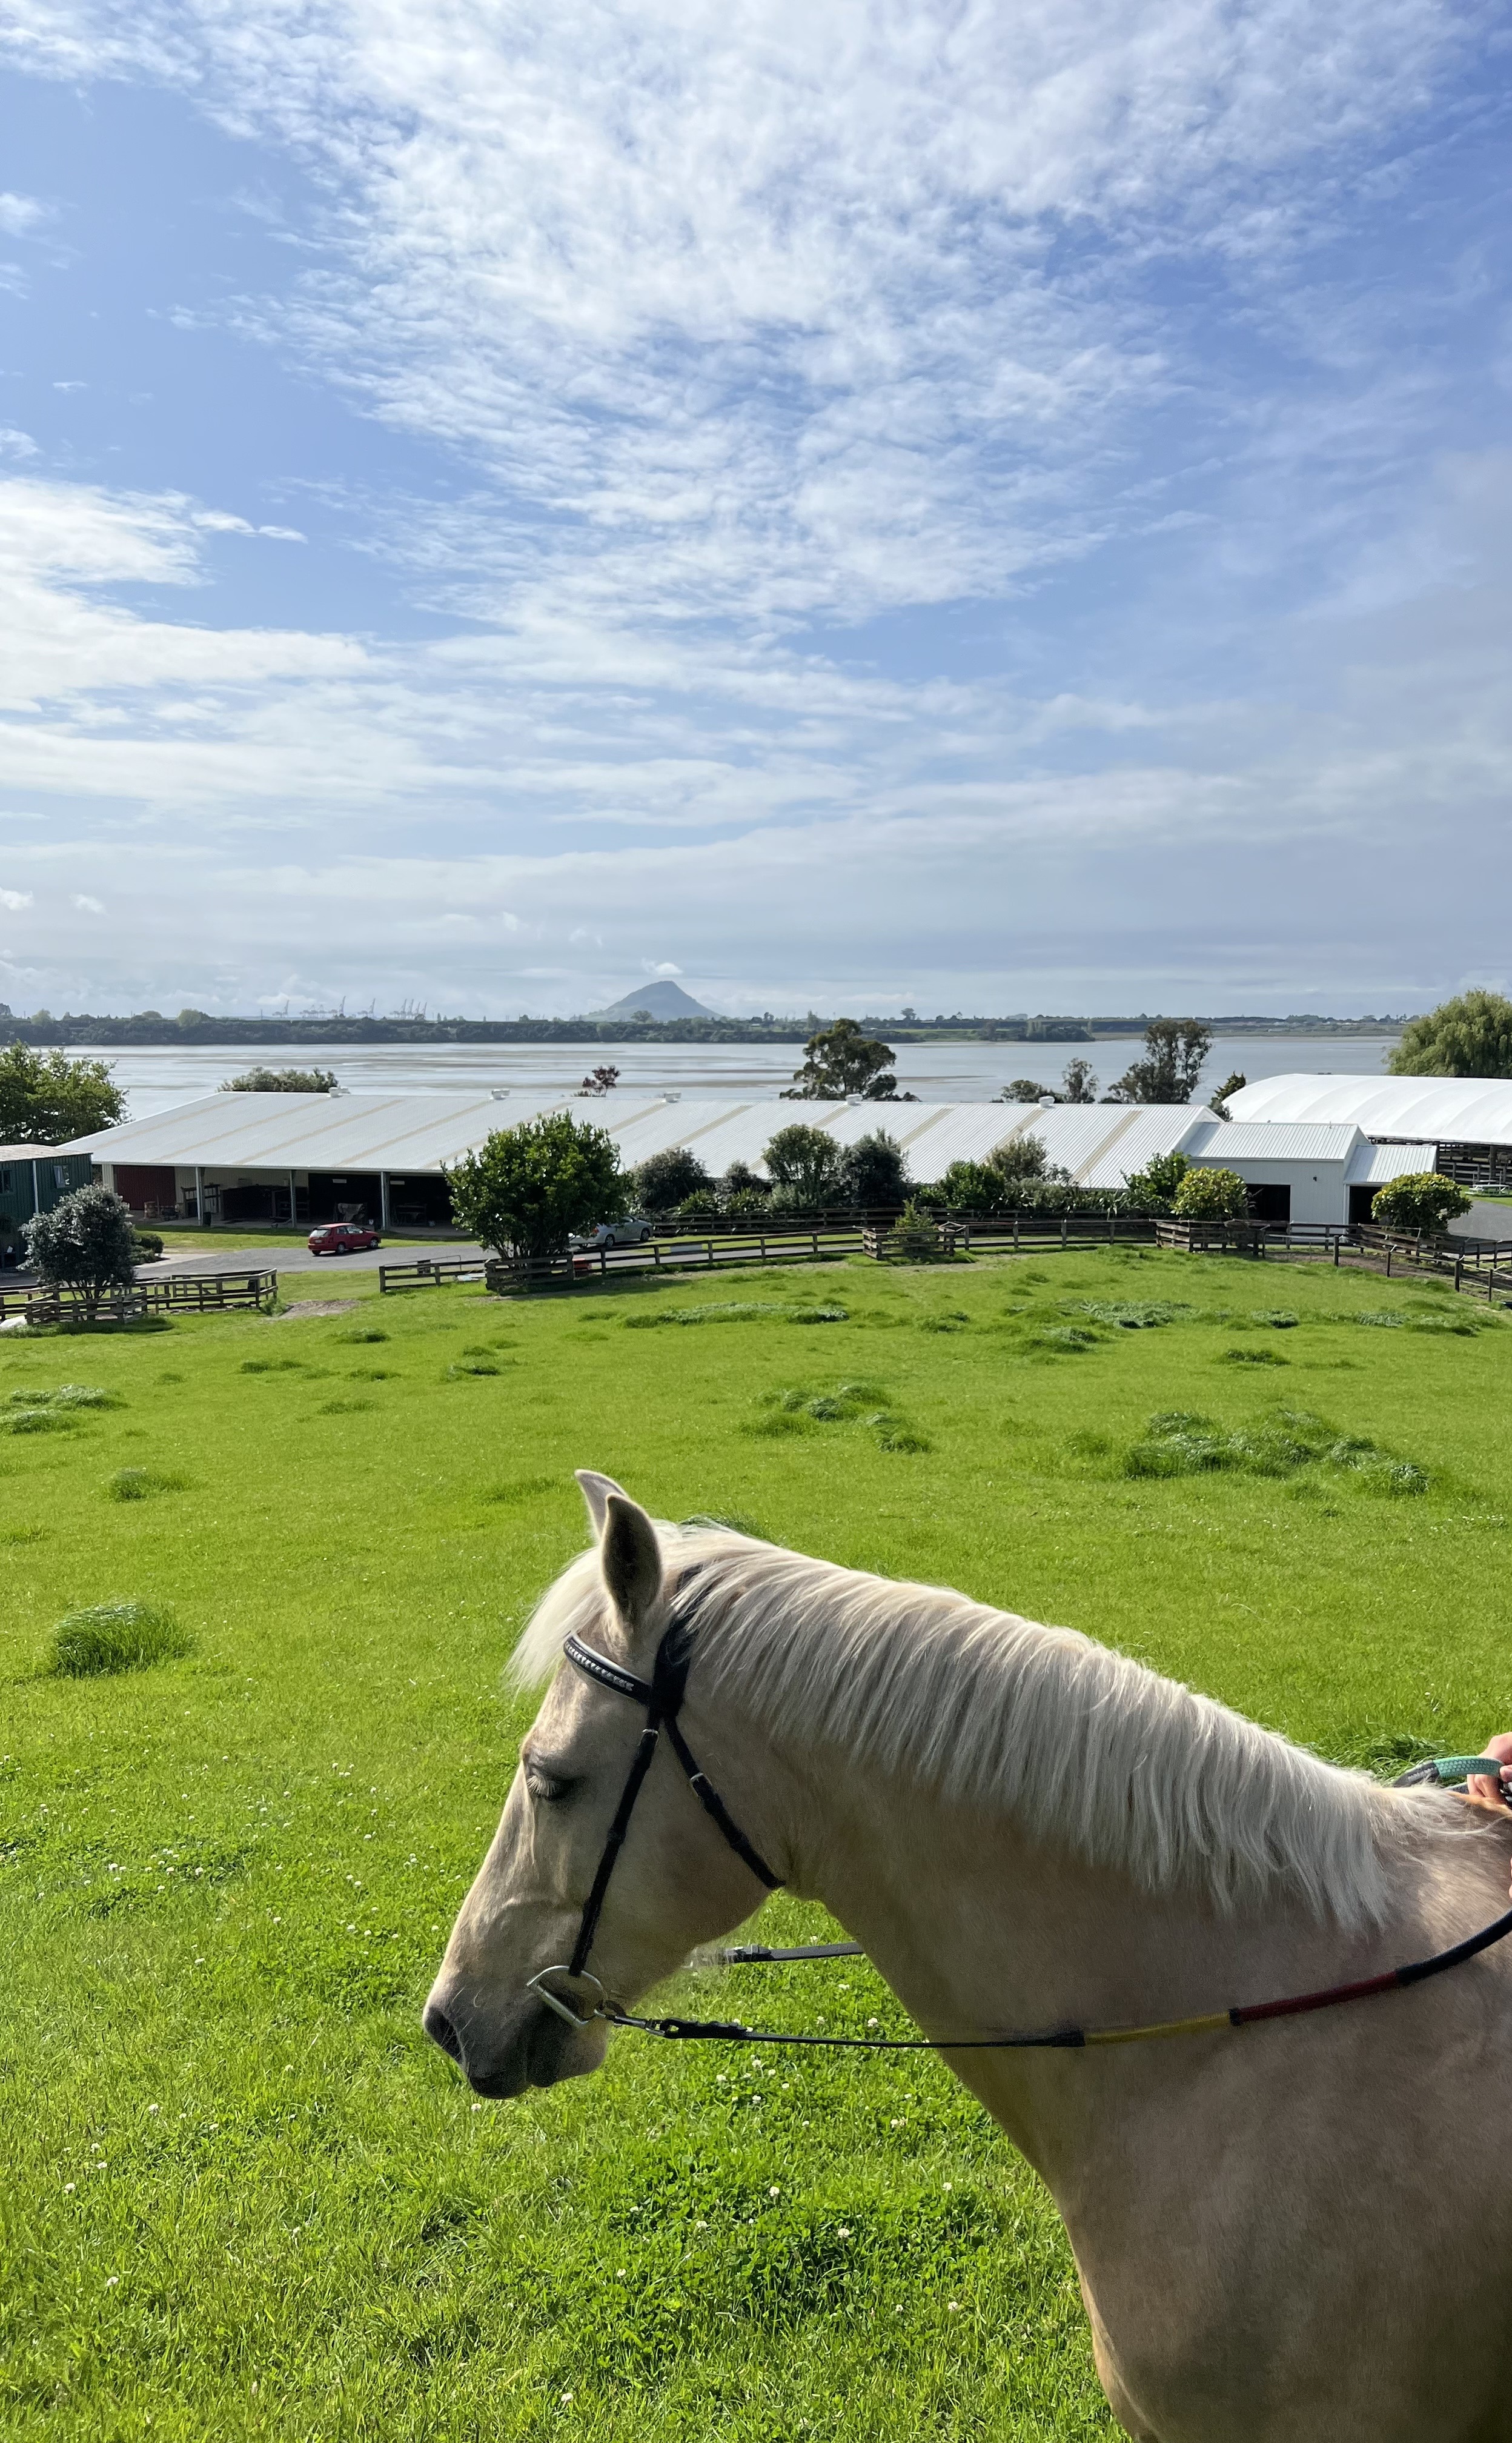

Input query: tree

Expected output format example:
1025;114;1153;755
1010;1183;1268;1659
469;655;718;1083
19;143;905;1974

1371;1172;1471;1235
0;1041;125;1142
445;1112;626;1259
719;1160;768;1205
1002;1077;1050;1103
1209;1070;1246;1120
1061;1057;1098;1104
1107;1020;1212;1105
1172;1166;1247;1220
631;1147;712;1214
991;1133;1059;1182
24;1185;138;1319
1388;991;1512;1079
784;1019;903;1100
579;1065;621;1096
224;1066;337;1093
838;1131;909;1209
763;1123;845;1208
940;1159;1015;1214
1122;1150;1190;1212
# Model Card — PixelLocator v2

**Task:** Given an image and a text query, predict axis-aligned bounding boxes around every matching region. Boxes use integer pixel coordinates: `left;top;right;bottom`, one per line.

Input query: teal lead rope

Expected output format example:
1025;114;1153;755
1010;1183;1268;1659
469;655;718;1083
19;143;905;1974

1433;1757;1507;1783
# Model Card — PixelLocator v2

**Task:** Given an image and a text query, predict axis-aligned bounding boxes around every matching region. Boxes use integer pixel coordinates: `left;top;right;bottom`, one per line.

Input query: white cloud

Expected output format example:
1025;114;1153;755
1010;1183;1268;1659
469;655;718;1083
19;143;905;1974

0;428;38;460
71;892;104;911
645;960;683;977
0;887;34;910
0;193;45;236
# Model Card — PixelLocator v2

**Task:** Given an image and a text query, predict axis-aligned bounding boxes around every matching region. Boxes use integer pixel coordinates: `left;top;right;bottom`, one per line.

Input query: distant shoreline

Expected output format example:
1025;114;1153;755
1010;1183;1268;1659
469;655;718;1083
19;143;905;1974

3;1014;1405;1050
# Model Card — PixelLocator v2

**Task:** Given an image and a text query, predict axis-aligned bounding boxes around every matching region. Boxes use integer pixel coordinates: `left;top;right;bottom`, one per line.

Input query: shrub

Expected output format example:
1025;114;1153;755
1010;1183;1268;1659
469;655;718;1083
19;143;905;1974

763;1125;845;1209
108;1467;186;1501
632;1148;712;1214
884;1199;947;1261
1172;1167;1248;1221
48;1600;192;1677
1371;1172;1472;1235
940;1160;1013;1214
719;1161;768;1209
991;1134;1061;1183
224;1066;337;1093
24;1185;139;1318
838;1131;909;1209
131;1231;164;1261
1122;1151;1190;1212
676;1190;721;1220
446;1112;626;1258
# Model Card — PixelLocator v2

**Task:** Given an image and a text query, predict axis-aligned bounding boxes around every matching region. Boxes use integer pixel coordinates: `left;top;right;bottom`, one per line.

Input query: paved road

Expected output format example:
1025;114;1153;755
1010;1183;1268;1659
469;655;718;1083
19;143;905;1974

0;1241;485;1291
142;1240;486;1280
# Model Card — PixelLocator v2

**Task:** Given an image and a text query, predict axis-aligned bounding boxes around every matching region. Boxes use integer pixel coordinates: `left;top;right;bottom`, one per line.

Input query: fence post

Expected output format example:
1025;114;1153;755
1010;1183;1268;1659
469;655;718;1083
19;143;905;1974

1013;1215;1020;1252
1385;1241;1391;1278
707;1238;715;1269
1455;1252;1464;1292
811;1231;819;1261
1061;1217;1067;1250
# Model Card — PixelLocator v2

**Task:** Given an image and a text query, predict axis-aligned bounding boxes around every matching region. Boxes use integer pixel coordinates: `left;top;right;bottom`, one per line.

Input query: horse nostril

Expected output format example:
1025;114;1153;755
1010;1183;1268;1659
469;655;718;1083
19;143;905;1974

423;2000;464;2065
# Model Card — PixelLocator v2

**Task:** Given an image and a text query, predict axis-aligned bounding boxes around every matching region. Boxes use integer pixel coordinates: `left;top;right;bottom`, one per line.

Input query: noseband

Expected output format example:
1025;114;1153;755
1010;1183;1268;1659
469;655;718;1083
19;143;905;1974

526;1611;781;2029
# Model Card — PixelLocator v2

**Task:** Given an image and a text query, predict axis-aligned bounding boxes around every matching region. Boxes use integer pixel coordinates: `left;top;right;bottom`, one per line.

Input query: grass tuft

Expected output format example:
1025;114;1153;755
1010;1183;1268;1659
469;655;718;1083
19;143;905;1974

1123;1406;1427;1494
108;1466;188;1501
47;1600;193;1677
625;1301;849;1329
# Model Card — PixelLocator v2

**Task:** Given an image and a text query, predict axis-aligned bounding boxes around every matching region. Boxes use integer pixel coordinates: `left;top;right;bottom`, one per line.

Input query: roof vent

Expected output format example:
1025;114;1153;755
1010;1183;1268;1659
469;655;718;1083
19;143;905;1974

327;1084;345;1097
491;1088;511;1100
1038;1094;1056;1108
663;1091;681;1103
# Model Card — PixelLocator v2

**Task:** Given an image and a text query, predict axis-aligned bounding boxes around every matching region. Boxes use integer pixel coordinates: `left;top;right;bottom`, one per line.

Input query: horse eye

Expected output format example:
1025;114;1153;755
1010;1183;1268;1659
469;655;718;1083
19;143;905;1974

525;1766;575;1804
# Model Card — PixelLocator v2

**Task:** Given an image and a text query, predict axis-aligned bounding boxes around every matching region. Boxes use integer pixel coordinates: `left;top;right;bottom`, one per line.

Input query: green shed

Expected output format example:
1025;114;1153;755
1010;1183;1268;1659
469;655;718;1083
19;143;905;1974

0;1145;94;1265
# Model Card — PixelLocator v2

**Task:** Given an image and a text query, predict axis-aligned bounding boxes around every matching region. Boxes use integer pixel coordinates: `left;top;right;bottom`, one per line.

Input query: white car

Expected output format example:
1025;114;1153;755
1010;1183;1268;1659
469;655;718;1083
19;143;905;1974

569;1218;655;1251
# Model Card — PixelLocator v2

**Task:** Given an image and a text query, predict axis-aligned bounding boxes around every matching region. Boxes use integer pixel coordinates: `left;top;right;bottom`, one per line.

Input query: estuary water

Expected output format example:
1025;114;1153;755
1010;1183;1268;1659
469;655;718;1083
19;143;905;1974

76;1034;1401;1120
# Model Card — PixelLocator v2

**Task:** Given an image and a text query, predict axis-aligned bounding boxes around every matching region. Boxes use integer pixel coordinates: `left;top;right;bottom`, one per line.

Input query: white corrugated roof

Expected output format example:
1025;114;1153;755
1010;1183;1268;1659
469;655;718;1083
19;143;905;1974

1344;1140;1437;1186
64;1090;1214;1187
1227;1072;1512;1146
1184;1120;1362;1166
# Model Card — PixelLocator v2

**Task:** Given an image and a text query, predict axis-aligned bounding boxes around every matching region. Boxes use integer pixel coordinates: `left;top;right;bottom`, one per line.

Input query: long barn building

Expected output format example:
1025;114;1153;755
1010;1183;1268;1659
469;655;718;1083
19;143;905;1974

59;1072;1493;1234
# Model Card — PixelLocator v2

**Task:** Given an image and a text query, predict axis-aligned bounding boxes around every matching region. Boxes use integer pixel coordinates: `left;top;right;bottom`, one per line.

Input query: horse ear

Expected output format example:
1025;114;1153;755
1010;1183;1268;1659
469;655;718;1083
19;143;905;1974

600;1492;663;1630
575;1469;627;1535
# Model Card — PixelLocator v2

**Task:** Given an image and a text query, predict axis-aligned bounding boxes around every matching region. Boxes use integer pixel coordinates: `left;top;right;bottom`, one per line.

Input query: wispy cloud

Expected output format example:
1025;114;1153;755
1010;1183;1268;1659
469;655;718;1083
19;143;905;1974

0;0;1505;1013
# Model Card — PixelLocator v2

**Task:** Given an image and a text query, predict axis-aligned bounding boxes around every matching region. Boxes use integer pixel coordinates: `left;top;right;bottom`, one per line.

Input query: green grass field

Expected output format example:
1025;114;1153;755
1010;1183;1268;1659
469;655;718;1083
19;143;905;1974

4;1246;1510;2441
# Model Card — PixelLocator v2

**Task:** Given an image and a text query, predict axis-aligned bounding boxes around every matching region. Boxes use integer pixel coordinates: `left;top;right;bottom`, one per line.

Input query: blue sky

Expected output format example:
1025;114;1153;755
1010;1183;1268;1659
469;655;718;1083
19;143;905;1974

1;0;1508;1019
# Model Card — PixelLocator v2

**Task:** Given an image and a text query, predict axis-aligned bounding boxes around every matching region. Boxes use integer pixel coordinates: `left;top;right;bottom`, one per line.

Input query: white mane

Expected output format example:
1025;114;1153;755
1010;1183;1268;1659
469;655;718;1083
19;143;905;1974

512;1524;1426;1926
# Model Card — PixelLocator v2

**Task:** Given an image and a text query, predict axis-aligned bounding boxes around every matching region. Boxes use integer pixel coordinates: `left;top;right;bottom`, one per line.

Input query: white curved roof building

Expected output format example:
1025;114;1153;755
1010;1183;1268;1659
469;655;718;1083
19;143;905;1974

1227;1072;1512;1146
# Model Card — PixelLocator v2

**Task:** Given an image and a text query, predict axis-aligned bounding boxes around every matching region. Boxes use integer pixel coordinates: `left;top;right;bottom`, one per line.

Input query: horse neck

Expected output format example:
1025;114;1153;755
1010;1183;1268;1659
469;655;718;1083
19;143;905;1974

775;1738;1412;2179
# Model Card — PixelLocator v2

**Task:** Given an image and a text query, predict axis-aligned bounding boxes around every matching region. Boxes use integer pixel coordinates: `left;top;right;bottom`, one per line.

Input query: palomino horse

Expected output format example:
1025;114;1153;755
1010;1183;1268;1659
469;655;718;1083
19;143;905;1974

425;1475;1512;2441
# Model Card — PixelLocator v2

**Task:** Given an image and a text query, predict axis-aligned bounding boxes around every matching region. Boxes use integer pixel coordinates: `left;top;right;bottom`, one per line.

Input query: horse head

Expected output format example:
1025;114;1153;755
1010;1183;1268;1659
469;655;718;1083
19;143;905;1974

422;1472;783;2097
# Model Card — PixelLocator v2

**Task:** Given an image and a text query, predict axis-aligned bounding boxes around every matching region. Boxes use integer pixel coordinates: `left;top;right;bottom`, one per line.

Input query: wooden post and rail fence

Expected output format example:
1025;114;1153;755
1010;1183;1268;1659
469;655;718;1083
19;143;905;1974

0;1267;279;1326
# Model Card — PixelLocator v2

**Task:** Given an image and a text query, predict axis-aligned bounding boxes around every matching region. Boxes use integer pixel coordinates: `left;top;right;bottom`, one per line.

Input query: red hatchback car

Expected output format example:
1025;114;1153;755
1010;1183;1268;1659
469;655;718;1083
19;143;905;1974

307;1222;382;1255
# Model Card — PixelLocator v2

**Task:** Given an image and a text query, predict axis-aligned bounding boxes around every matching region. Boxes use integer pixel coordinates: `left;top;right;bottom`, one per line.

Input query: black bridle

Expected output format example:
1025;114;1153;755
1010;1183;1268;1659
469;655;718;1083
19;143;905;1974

526;1614;782;2030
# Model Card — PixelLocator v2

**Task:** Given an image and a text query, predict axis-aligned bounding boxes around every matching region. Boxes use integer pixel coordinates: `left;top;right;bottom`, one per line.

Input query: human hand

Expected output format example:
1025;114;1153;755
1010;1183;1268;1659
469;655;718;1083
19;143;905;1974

1467;1733;1512;1812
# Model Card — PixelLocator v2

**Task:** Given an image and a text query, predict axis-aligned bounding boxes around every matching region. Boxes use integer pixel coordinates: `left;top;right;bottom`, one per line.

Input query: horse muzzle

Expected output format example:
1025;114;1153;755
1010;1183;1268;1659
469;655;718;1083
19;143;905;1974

422;1979;606;2097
